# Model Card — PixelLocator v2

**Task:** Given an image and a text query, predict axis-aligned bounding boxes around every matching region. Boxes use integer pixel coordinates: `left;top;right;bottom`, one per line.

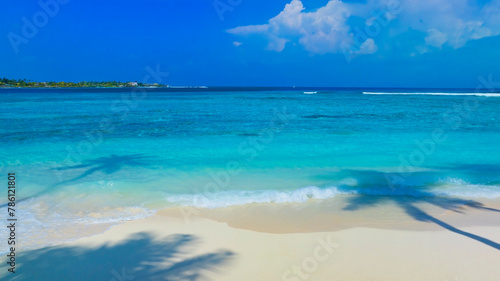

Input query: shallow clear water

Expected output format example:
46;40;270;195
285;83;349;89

1;88;500;247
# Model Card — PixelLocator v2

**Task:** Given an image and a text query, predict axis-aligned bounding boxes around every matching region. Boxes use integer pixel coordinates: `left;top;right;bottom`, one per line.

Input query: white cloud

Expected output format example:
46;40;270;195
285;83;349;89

425;28;447;48
398;0;497;49
357;38;378;54
227;24;268;35
233;41;243;47
227;0;353;54
227;0;500;56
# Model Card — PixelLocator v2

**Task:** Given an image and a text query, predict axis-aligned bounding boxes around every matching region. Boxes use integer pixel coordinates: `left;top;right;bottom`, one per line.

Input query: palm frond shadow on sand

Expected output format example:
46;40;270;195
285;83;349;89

12;233;235;281
329;169;500;251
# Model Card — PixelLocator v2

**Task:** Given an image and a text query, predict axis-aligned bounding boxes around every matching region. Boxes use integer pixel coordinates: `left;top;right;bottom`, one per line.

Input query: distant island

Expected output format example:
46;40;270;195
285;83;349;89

0;78;168;88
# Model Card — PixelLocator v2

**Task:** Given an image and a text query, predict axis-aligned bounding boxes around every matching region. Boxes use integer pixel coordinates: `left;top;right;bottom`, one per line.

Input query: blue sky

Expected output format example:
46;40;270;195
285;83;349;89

1;0;500;87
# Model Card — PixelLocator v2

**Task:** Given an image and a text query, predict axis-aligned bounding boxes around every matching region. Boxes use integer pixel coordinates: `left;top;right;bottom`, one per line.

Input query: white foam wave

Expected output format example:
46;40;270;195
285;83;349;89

166;186;354;208
0;201;155;253
165;183;500;208
363;92;500;97
433;178;500;199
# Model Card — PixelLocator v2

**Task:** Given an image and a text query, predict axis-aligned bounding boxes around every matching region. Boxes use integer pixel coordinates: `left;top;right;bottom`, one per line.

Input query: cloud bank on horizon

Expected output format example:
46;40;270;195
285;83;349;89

227;0;500;58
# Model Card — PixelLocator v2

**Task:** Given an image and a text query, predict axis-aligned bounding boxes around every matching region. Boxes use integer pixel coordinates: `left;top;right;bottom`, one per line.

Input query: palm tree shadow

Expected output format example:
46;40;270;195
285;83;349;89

325;169;500;251
0;154;158;208
12;233;236;281
52;154;155;186
402;203;500;250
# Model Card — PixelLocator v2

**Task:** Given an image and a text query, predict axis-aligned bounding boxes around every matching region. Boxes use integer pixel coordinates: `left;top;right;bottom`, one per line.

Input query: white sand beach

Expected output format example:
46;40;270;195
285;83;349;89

5;197;500;281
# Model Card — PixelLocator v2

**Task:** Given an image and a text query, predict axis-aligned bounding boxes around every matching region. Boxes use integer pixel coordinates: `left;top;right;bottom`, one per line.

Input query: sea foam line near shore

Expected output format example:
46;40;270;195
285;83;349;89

165;183;500;209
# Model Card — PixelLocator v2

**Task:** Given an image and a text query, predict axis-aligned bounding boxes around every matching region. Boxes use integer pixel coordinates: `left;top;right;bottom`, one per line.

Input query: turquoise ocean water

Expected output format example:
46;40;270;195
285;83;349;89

1;88;500;247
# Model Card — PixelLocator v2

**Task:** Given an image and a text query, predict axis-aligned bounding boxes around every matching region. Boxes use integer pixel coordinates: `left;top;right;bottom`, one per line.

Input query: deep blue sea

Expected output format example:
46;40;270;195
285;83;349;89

1;88;500;247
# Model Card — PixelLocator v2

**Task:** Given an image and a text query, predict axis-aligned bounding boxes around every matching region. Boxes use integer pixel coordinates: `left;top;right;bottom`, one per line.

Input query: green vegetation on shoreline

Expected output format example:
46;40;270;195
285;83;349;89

0;78;167;88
